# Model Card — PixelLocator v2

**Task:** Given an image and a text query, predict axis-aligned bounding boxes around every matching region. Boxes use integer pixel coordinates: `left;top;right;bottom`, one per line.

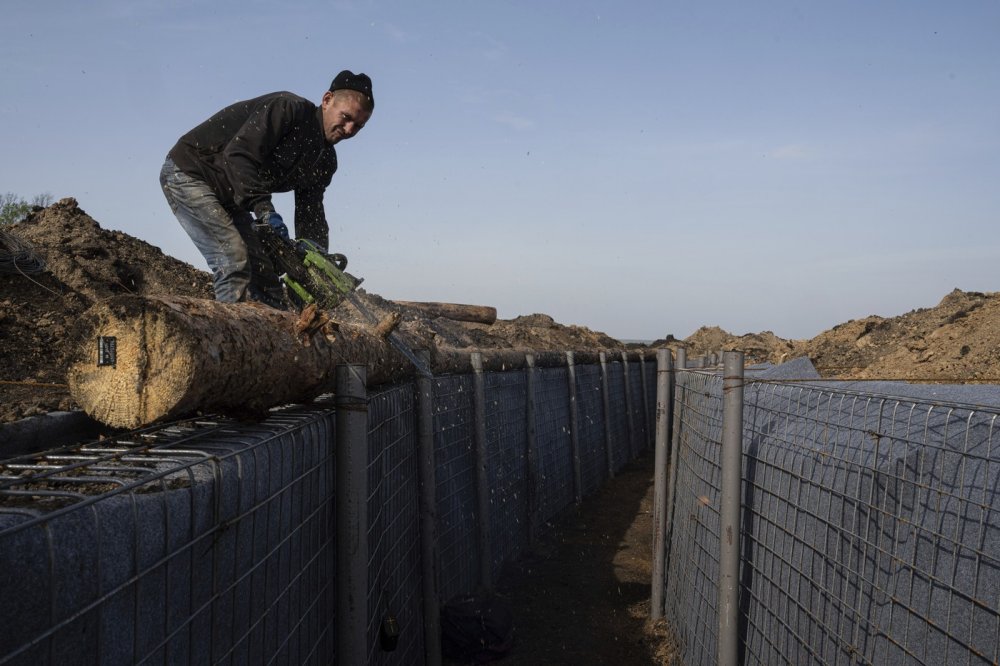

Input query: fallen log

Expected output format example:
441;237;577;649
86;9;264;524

67;295;411;429
391;300;497;325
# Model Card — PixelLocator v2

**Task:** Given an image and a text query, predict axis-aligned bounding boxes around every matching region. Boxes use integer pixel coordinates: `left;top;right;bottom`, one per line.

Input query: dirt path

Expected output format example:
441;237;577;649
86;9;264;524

493;452;676;665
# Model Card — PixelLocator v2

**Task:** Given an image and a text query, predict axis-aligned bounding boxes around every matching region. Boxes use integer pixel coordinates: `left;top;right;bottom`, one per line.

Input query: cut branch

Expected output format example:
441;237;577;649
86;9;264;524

391;300;497;324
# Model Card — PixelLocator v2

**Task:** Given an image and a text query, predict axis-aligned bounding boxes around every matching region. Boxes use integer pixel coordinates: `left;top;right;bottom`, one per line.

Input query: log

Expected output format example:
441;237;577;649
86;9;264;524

67;295;412;429
391;300;497;325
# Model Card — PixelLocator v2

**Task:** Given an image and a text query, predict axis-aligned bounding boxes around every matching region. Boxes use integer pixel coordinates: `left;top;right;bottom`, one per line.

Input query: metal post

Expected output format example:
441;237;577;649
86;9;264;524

470;352;493;590
415;352;442;666
599;351;615;478
525;353;540;545
621;351;635;461
639;353;651;451
663;347;685;584
336;364;368;666
719;351;745;666
650;349;673;619
566;351;583;504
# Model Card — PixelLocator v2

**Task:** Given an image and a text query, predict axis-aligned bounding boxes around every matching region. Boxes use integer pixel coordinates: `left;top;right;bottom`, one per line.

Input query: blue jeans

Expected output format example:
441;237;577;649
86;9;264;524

159;157;279;304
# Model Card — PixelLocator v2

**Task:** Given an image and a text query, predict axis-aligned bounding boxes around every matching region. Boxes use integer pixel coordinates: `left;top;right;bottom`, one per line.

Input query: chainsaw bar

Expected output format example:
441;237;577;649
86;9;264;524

255;223;432;378
344;292;433;378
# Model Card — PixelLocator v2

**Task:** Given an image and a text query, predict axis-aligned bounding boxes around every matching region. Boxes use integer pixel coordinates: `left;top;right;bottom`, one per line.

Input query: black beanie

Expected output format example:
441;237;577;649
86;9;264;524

329;70;374;108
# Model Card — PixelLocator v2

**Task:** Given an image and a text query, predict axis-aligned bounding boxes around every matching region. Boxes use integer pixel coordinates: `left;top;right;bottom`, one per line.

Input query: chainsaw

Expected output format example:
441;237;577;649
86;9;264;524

254;223;432;377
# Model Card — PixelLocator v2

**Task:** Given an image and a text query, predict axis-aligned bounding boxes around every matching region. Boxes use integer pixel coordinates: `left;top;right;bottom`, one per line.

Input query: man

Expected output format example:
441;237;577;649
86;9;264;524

160;71;374;307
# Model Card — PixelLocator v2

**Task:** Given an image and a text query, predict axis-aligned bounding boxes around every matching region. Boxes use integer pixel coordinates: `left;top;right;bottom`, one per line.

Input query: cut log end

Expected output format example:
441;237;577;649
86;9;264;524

68;305;196;429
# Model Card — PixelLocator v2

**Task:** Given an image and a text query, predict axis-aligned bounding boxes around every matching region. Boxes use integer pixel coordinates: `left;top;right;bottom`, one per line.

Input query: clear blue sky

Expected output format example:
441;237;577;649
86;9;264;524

3;1;999;340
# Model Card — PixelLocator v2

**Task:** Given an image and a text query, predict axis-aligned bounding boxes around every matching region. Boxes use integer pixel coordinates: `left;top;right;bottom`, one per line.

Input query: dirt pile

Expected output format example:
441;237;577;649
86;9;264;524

812;289;1000;380
0;199;625;424
676;326;803;365
665;289;1000;380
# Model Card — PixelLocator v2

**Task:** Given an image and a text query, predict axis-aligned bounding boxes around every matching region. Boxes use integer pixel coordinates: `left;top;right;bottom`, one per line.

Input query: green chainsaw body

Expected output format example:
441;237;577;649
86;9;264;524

283;239;360;310
255;225;361;310
254;222;433;377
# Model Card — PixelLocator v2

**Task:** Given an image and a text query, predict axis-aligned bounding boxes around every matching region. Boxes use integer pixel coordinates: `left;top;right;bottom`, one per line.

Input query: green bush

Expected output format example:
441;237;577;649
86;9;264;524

0;192;53;225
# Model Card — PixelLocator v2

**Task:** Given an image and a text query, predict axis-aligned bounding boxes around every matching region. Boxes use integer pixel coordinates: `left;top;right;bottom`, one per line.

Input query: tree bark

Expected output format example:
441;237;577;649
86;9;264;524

67;295;411;429
391;300;497;324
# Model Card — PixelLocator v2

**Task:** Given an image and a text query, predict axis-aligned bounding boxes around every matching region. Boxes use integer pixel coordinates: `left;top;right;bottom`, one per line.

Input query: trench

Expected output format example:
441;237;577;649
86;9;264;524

492;451;676;665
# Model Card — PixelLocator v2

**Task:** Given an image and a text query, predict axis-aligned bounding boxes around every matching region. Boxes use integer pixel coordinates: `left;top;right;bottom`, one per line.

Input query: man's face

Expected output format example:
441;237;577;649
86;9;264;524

320;91;372;145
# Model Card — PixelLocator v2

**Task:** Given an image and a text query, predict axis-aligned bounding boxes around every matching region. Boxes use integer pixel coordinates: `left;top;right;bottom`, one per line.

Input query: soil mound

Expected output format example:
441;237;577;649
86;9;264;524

674;326;803;365
667;288;1000;380
10;198;214;302
822;289;1000;380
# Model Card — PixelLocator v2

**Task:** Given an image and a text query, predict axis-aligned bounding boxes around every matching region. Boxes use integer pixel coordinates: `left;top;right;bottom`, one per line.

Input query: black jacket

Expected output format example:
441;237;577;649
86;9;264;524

169;91;336;248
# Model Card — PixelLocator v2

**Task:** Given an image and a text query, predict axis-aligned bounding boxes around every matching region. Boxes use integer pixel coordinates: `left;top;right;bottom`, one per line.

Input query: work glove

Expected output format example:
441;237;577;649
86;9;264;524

261;211;289;240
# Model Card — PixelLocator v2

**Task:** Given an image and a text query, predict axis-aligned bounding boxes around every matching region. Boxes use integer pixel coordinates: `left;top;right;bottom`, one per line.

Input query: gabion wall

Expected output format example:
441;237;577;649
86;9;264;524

0;357;653;665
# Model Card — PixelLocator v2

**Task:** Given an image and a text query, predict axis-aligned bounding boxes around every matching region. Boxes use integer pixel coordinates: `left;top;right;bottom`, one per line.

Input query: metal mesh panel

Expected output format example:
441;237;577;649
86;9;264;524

432;374;479;601
576;364;609;496
366;383;424;665
628;361;649;454
739;382;882;665
0;406;338;665
484;370;530;581
744;382;1000;665
534;367;574;524
0;358;647;664
606;361;631;471
664;371;1000;666
663;371;725;666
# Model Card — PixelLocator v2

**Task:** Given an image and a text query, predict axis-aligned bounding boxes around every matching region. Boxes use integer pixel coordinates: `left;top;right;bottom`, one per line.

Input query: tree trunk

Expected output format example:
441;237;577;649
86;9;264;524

391;300;497;324
67;295;411;429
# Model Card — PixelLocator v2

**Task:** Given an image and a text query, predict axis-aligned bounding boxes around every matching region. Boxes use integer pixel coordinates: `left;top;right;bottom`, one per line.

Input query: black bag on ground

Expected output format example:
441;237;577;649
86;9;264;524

441;593;515;663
